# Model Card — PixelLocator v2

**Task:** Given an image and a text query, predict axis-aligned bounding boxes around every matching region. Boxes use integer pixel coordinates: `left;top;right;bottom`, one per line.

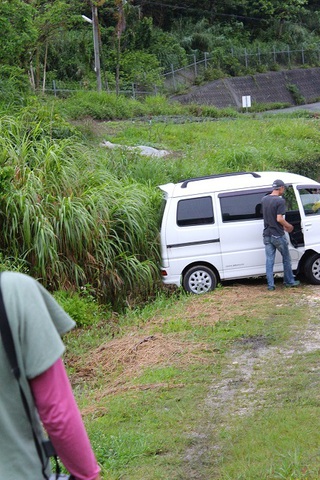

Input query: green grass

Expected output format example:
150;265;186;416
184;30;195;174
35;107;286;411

83;367;213;480
88;116;320;183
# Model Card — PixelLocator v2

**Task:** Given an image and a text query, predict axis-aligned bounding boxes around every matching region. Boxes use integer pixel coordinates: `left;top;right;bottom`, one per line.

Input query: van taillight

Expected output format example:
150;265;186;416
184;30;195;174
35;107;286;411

161;269;168;276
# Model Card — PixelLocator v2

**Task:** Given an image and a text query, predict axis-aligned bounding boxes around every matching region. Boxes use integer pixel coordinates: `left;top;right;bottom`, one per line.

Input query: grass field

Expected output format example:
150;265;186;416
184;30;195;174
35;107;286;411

64;279;320;479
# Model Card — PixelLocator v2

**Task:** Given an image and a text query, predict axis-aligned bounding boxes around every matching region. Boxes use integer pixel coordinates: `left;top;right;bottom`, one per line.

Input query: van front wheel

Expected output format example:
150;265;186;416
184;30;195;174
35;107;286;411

183;266;217;294
304;253;320;285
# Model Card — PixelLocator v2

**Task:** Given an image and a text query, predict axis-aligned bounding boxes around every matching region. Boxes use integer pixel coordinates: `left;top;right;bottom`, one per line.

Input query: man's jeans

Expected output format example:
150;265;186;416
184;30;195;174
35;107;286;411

263;235;296;288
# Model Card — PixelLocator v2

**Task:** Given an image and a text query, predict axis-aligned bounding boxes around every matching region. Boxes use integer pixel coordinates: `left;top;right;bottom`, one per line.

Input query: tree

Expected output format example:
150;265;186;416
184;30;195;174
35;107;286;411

27;0;81;90
0;1;37;68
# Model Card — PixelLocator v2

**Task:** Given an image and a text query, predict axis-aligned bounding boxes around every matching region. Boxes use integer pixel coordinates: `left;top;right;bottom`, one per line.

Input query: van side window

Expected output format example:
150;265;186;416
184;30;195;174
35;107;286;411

177;196;214;226
220;190;270;222
298;188;320;215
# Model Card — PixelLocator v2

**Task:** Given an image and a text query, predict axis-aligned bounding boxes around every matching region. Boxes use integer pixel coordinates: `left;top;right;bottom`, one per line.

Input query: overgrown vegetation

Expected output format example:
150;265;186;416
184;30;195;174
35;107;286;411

1;93;320;310
0;102;162;309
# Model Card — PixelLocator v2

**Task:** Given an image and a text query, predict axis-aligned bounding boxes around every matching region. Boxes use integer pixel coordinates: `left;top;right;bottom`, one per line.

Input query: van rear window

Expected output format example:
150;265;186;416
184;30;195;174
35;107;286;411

177;196;214;226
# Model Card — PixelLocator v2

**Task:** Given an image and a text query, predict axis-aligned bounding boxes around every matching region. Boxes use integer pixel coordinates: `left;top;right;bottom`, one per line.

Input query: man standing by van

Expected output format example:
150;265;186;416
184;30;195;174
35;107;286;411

261;179;300;291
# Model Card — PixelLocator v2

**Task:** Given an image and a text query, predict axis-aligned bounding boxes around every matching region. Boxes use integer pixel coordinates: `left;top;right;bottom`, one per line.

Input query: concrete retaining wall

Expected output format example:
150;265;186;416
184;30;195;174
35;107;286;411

171;67;320;108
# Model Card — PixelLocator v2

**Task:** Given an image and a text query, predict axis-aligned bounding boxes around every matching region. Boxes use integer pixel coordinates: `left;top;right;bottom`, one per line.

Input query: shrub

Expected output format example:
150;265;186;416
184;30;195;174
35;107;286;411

278;154;320;181
203;67;225;81
53;289;106;328
286;83;305;105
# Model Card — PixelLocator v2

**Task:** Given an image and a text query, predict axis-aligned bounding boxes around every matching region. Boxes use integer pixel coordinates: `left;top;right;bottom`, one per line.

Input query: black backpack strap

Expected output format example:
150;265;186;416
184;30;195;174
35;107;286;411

0;273;20;380
0;273;50;480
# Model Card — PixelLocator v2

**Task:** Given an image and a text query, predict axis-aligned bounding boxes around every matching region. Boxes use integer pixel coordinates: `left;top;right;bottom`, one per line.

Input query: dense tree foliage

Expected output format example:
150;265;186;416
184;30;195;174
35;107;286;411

0;0;37;67
0;0;319;90
132;0;309;29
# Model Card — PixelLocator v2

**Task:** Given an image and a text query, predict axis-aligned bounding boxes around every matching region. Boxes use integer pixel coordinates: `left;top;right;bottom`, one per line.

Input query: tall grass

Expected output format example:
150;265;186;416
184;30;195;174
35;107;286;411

55;91;187;120
0;110;161;309
54;90;241;122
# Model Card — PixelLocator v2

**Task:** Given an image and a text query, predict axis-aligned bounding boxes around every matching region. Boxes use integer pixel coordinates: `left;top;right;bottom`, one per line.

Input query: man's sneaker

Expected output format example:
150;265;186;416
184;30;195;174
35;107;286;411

285;280;300;288
267;286;275;291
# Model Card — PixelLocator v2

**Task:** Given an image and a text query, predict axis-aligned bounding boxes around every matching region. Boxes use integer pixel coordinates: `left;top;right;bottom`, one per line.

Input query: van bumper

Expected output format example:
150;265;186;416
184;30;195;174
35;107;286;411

160;269;181;287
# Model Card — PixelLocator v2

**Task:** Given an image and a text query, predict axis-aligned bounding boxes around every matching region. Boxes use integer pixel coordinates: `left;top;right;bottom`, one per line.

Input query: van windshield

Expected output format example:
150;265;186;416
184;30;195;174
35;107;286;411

298;188;320;215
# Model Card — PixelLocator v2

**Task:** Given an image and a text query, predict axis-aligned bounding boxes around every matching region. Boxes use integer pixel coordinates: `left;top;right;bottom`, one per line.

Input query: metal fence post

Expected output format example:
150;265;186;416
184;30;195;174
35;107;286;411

273;45;276;63
287;45;291;65
194;54;197;77
301;46;305;65
204;52;208;69
171;64;176;91
245;48;248;68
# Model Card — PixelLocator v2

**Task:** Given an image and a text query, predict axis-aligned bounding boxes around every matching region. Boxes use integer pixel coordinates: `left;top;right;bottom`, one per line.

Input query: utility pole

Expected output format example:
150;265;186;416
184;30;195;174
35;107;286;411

91;3;102;92
82;4;102;92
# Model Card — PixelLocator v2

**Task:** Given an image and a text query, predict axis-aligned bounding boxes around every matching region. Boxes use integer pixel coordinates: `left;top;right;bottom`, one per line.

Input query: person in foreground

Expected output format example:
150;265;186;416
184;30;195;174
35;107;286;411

261;179;300;291
0;271;101;480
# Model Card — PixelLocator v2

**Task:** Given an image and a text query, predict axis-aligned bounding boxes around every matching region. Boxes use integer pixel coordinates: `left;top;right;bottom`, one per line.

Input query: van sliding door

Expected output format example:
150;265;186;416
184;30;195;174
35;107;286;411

218;188;273;279
297;185;320;253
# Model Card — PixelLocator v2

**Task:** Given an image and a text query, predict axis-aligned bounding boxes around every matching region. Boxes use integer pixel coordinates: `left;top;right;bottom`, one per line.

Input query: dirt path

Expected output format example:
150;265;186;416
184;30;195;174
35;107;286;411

183;286;320;479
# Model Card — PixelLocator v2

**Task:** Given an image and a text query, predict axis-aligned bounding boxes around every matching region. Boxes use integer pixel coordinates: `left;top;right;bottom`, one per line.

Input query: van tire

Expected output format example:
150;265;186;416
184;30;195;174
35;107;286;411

304;253;320;284
183;265;217;294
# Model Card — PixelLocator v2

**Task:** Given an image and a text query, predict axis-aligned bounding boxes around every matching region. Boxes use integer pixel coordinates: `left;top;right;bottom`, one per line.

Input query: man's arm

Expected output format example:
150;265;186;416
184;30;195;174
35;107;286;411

276;214;294;233
29;358;101;480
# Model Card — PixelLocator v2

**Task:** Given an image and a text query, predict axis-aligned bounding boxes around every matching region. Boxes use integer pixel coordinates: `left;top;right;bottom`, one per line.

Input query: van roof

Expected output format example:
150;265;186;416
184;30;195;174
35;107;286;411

159;171;320;198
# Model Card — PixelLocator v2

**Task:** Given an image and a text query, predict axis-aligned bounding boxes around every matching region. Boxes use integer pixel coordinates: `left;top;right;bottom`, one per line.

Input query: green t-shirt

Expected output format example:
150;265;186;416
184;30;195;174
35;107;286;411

0;271;75;480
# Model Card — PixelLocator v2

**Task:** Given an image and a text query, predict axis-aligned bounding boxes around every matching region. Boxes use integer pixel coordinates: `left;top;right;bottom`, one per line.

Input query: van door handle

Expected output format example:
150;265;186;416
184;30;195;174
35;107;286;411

303;223;312;231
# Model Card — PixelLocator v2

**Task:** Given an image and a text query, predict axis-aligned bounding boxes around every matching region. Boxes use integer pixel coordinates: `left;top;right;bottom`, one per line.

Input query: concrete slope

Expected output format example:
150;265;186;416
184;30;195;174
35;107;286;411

171;67;320;108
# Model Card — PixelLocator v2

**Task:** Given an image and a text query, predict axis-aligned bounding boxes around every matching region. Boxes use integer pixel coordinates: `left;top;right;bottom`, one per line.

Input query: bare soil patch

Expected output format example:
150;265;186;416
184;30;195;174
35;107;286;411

70;281;311;392
70;282;271;391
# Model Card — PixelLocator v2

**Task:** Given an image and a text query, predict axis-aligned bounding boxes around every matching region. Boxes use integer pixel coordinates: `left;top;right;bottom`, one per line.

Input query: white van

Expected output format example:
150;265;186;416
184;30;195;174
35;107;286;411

159;171;320;293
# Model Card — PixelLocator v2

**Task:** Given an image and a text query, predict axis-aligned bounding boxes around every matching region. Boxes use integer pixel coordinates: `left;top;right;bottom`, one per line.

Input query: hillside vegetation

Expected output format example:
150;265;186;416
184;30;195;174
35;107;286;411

1;1;320;94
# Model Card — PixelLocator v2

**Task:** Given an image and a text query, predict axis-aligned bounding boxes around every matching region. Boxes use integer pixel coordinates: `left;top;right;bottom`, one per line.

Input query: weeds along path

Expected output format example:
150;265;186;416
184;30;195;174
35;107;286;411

183;284;320;480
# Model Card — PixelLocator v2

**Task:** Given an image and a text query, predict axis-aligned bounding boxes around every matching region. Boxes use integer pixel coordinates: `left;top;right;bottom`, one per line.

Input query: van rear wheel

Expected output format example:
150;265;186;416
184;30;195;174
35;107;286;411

183;266;217;294
304;253;320;284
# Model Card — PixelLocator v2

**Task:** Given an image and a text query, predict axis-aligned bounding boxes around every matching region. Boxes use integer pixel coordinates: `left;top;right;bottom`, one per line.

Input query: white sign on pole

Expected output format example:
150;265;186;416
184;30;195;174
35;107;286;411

242;95;251;108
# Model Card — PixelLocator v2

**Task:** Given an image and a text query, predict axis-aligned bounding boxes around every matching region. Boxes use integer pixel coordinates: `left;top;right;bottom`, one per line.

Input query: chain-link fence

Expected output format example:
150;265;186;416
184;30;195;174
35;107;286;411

164;45;320;92
44;45;320;96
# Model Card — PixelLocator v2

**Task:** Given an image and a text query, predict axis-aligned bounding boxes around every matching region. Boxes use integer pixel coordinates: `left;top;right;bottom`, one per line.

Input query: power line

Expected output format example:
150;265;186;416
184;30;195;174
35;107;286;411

132;1;266;23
